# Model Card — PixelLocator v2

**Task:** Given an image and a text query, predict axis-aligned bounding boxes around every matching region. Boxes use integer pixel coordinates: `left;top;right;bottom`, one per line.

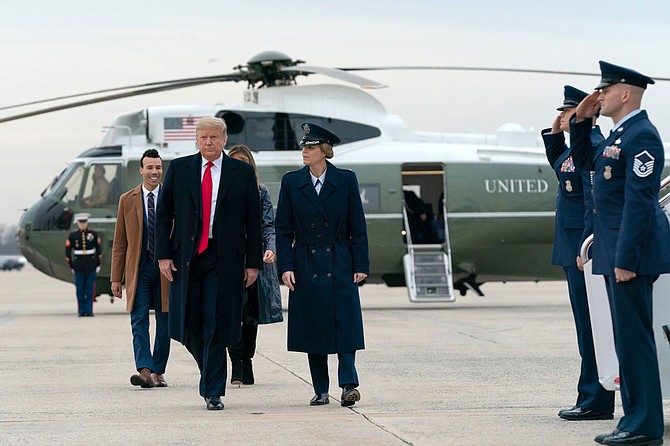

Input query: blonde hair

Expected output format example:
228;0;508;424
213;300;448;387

228;144;259;185
319;143;334;159
196;116;227;134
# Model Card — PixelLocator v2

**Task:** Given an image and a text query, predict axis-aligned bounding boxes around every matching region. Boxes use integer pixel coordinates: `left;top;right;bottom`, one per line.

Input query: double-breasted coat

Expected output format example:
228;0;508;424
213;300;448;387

110;184;170;313
275;162;369;354
155;152;263;346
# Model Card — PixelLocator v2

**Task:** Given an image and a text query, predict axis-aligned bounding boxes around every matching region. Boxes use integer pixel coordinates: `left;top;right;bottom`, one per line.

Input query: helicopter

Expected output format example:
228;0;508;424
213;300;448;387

5;51;669;302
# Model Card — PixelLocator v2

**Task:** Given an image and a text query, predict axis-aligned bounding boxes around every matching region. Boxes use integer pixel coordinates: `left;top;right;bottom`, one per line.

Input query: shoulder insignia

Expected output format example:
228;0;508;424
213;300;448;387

633;150;654;178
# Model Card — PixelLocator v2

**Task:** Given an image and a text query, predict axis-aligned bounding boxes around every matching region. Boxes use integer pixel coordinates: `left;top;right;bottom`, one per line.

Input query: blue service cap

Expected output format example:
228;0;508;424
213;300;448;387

299;122;341;146
595;61;655;90
557;85;589;111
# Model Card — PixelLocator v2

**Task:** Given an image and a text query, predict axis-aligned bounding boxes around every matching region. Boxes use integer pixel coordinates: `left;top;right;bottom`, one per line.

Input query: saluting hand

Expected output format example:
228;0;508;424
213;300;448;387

576;91;601;121
282;271;295;291
551;114;562;134
158;259;177;282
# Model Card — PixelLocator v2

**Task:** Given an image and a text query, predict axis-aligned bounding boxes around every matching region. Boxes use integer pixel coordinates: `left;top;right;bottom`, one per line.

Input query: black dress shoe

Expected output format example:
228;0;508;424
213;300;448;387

558;406;613;421
596;430;620;444
340;384;360;407
205;396;224;410
309;393;329;406
602;431;663;446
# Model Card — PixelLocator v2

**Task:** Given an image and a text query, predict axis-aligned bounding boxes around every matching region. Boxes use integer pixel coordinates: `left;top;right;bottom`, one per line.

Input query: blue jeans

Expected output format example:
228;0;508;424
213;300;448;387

130;259;170;373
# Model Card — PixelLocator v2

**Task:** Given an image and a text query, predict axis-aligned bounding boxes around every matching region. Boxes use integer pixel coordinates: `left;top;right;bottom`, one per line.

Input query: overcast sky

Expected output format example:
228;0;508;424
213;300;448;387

1;0;670;225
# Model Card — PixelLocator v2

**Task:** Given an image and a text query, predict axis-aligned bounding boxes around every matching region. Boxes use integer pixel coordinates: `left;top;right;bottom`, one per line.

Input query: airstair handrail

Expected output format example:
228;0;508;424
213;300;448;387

581;174;670;263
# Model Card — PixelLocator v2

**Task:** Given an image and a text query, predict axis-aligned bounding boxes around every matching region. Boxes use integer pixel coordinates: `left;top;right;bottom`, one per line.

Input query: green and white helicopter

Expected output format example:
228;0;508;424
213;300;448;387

5;51;668;302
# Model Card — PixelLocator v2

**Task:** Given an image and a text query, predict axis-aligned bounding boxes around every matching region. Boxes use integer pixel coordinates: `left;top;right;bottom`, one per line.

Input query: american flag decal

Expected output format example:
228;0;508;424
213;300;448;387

163;116;203;141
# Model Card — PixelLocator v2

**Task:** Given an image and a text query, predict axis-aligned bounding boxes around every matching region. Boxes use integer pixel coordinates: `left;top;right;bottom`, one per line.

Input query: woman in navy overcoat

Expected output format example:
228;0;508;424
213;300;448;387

275;122;369;407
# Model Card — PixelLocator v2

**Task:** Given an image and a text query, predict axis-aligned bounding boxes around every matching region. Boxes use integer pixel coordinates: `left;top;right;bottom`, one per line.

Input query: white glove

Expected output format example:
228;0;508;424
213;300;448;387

96;266;101;273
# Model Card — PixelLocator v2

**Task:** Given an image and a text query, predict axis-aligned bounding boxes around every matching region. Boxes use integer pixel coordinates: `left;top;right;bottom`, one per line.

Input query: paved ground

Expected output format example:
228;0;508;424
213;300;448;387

1;266;670;445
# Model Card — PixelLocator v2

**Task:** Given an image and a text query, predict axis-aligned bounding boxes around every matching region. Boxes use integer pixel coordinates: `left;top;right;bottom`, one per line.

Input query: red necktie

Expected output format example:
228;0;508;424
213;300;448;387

198;161;213;254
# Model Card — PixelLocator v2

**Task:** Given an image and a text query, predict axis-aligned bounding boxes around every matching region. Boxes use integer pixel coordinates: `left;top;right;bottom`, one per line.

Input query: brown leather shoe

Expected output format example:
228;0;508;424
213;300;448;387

130;368;154;388
152;373;168;387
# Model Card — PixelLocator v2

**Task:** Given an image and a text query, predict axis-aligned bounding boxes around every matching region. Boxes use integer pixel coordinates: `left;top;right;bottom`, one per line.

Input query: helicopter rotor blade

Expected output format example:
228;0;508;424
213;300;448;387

336;65;670;82
0;72;244;112
0;77;239;124
281;65;387;89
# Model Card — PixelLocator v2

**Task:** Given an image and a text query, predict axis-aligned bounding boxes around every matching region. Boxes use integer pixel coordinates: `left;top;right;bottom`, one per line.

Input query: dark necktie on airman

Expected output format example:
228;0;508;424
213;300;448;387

315;179;322;195
198;162;213;254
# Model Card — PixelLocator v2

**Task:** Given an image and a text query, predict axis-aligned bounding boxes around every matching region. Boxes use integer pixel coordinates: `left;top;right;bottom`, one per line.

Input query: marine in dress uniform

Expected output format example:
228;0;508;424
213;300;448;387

543;85;615;421
570;61;670;446
65;213;102;317
276;123;370;407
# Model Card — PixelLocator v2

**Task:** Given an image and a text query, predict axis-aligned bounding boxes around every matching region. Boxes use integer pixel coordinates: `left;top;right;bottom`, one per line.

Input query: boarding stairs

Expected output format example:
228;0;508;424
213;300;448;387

402;207;455;302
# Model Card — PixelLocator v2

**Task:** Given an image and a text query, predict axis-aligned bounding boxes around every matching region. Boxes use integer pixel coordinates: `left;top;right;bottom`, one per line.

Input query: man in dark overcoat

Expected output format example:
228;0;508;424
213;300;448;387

276;122;369;407
156;117;262;410
571;61;670;446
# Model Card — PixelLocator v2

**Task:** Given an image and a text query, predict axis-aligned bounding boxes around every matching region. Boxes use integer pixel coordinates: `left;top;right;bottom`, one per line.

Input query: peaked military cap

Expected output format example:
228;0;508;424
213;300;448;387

596;61;655;90
74;213;90;222
299;122;341;146
557;85;589;111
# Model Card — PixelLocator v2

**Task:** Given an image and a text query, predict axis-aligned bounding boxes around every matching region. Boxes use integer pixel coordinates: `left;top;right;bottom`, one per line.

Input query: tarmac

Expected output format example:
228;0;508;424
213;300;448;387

2;266;670;445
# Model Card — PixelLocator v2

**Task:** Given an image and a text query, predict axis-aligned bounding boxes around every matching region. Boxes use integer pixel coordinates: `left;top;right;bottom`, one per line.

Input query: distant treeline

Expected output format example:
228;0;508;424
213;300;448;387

0;224;20;254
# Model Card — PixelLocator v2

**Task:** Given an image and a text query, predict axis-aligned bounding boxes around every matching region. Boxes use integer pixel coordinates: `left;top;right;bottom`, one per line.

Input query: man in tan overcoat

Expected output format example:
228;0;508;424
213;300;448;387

111;149;170;388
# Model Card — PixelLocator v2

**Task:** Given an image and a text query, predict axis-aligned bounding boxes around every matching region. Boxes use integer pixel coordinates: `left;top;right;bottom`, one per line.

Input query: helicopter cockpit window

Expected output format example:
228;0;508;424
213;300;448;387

81;163;121;207
218;110;381;151
58;163;85;204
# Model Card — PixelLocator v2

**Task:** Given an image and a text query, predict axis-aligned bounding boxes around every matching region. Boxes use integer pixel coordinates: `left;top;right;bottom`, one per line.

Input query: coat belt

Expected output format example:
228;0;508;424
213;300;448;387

299;234;348;246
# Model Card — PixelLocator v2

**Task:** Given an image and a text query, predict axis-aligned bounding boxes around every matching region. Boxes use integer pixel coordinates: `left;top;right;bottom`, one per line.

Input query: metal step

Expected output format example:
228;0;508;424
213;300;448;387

403;252;455;303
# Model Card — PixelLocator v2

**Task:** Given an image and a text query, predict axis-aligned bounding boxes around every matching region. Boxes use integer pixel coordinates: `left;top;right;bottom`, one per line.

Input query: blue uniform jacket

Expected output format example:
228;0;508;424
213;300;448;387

542;128;601;266
570;112;670;275
275;162;369;354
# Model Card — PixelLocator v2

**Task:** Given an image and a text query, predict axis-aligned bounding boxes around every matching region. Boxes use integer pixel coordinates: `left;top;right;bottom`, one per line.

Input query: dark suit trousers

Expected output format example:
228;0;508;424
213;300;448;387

564;267;614;412
604;275;663;438
307;352;358;395
130;257;170;374
185;246;227;398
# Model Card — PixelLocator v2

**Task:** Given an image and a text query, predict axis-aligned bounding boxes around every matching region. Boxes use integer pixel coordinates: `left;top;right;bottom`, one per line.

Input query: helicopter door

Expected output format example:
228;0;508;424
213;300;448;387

401;164;454;302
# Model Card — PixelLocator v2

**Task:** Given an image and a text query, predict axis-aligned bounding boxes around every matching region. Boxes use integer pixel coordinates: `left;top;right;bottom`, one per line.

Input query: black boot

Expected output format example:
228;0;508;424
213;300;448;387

242;359;254;385
230;359;243;386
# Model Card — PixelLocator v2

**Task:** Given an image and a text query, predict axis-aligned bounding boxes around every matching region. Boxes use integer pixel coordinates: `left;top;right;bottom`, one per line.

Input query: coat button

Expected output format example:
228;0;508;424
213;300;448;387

326;273;332;278
313;274;317;279
311;249;316;254
191;236;195;241
186;261;190;267
326;248;331;253
593;209;597;214
324;223;329;228
310;223;315;228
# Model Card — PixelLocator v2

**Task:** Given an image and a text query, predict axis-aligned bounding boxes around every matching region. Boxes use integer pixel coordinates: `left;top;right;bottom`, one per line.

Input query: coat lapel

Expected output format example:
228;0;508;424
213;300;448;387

131;185;144;229
187;153;202;214
298;166;328;219
215;153;237;218
318;161;338;202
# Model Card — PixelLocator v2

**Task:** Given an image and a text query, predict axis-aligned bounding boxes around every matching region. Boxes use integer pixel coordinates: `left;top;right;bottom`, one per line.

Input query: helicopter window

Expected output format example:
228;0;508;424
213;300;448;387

58;163;86;204
217;110;381;151
81;163;121;207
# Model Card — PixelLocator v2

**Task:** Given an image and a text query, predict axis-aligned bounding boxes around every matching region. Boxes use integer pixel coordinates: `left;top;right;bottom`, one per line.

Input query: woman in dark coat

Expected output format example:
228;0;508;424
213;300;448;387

227;145;283;386
275;122;370;407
